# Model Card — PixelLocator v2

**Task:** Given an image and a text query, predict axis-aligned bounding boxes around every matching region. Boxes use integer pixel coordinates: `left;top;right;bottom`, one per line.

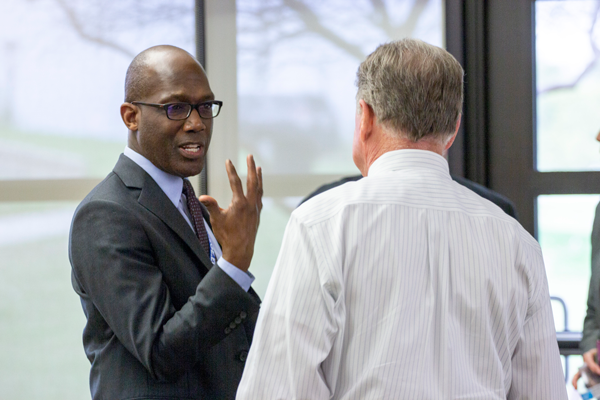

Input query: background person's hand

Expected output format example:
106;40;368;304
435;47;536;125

573;348;600;389
199;155;263;272
585;348;600;375
572;370;581;389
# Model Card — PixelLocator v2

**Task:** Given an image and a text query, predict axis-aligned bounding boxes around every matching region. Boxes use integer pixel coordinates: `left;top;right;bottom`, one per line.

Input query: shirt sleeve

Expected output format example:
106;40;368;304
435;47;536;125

236;213;341;400
205;218;255;292
507;237;568;400
217;257;255;292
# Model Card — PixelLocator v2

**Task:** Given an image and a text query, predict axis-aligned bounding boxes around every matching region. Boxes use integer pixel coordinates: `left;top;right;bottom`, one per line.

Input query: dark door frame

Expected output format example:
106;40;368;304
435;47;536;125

196;0;208;195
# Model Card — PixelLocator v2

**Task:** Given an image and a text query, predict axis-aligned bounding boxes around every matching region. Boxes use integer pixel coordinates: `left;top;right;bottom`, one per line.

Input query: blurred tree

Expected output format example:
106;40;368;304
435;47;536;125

53;0;194;58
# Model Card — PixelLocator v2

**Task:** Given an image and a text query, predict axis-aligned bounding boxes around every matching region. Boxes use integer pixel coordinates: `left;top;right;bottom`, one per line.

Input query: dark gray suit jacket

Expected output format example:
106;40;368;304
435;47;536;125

69;154;261;400
581;202;600;352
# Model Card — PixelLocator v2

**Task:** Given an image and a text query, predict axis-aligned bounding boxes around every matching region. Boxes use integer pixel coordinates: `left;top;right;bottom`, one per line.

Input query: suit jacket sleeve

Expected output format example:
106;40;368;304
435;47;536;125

70;197;260;382
581;203;600;352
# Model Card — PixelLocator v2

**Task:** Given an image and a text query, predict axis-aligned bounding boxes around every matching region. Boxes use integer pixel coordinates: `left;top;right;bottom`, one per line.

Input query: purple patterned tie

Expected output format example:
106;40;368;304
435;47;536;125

182;179;211;256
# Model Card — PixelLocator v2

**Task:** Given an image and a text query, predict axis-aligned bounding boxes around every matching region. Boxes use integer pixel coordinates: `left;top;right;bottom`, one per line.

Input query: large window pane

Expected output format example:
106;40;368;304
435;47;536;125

0;1;196;397
0;0;195;180
250;196;302;296
536;1;600;172
236;0;445;295
237;0;443;175
538;194;600;333
0;202;87;400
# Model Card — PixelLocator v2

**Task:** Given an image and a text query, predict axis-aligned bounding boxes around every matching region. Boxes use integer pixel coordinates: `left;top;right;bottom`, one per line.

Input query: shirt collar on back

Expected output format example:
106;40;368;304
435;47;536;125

367;149;450;178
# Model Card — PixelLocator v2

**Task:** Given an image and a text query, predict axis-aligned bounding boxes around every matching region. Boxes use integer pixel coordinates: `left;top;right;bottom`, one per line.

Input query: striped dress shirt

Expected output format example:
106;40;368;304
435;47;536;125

237;149;566;400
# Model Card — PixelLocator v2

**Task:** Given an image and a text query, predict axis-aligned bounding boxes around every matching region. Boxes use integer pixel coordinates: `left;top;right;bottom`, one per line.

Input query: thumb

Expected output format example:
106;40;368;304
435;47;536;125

198;195;220;214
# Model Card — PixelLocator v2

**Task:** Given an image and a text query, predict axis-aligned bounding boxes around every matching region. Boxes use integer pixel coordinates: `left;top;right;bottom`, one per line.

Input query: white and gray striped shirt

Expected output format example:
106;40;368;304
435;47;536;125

237;149;566;400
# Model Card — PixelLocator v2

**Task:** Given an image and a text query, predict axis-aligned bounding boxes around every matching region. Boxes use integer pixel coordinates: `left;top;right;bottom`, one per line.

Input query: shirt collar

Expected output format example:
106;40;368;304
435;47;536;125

123;147;183;208
367;149;450;177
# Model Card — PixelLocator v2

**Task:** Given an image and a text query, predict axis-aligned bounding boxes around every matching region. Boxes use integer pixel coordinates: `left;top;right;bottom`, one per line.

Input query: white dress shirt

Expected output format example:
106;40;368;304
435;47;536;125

237;149;566;399
123;147;254;291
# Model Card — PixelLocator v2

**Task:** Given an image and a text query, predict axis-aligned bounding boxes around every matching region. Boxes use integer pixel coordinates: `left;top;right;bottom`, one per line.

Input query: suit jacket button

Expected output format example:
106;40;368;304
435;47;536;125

229;322;237;329
240;311;247;319
224;327;231;334
239;351;248;362
235;317;242;324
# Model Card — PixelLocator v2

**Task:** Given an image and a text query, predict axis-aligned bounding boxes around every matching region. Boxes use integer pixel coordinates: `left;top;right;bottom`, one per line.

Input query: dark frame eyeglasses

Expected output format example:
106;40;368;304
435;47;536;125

131;100;223;120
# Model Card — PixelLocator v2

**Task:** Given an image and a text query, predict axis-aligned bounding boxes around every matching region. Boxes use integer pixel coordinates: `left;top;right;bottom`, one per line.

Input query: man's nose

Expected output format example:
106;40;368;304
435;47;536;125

185;107;206;131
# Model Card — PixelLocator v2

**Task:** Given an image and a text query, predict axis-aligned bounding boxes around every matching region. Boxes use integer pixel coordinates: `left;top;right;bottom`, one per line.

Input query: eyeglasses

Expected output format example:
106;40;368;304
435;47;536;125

131;100;223;120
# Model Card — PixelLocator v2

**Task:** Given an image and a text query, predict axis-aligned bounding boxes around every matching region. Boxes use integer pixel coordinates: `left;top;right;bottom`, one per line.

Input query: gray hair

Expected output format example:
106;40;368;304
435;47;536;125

356;38;464;141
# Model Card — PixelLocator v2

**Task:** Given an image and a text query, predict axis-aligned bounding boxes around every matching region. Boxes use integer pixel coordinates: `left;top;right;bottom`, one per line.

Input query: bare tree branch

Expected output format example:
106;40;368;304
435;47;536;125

368;0;393;37
589;1;600;56
540;58;600;94
538;2;600;95
281;0;367;60
54;0;135;58
242;0;433;62
390;0;430;39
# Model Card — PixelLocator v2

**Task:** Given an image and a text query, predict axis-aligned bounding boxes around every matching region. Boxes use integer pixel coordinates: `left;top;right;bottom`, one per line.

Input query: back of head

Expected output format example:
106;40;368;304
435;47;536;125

356;38;464;142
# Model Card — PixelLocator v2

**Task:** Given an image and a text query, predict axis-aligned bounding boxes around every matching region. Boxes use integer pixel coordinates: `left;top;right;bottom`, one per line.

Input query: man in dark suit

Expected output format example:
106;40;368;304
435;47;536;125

69;45;262;399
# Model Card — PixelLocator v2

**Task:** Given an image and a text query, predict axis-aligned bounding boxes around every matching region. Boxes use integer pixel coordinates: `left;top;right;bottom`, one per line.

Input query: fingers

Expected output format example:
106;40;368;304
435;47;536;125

198;195;220;214
584;348;597;364
246;155;258;201
584;348;600;374
586;349;600;375
225;159;244;200
223;156;263;208
572;370;581;389
245;155;263;209
257;166;263;212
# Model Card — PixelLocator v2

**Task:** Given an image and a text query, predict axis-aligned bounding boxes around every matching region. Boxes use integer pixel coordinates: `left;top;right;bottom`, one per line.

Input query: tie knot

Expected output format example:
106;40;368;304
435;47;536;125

182;179;196;198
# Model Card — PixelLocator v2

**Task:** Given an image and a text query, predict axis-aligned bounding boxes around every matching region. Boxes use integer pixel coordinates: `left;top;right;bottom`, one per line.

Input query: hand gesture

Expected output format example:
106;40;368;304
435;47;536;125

572;348;600;389
199;155;263;272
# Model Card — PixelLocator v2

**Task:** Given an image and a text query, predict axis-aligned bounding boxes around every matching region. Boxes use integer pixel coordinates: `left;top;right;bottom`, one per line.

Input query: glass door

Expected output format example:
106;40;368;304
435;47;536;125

205;0;446;297
0;1;196;398
535;0;600;382
487;0;600;384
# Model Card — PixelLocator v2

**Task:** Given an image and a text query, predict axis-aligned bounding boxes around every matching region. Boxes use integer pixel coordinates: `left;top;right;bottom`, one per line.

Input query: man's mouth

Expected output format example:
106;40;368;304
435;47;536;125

180;144;203;157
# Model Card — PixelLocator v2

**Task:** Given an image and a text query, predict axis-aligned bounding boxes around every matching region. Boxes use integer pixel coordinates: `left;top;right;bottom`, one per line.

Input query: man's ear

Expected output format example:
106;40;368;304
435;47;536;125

121;103;139;131
358;99;375;143
444;114;462;151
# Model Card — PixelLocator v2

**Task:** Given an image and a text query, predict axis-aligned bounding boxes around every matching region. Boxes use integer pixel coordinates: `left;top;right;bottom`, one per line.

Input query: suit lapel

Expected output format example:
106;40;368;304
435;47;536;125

113;155;213;272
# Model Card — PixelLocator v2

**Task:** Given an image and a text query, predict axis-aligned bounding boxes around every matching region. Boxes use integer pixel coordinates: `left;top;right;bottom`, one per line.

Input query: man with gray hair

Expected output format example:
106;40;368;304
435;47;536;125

236;39;566;399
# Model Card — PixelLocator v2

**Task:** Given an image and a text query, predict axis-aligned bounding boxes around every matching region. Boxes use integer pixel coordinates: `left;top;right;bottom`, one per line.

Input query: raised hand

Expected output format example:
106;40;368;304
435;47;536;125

198;155;263;272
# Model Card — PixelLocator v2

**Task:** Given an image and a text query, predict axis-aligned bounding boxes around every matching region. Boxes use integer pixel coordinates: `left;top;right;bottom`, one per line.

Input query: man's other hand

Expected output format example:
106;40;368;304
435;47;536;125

584;348;600;375
572;348;600;389
199;155;263;272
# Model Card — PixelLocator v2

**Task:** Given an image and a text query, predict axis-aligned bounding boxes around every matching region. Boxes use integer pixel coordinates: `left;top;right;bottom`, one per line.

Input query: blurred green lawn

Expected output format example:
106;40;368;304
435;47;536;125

0;204;90;399
0;125;124;179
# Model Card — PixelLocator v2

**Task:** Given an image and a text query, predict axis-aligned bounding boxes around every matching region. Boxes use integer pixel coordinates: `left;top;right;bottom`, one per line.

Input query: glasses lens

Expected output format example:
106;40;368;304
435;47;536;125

166;103;191;120
211;102;221;117
196;102;220;119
